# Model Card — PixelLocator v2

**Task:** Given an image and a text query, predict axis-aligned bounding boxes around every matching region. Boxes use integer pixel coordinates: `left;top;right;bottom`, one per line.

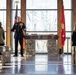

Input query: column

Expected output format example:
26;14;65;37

6;0;11;46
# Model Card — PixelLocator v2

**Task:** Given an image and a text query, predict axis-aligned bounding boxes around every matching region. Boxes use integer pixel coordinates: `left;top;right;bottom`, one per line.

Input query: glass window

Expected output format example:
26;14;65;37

63;0;72;9
64;33;72;53
0;0;6;9
12;0;21;9
26;0;58;53
26;0;57;9
63;0;72;53
65;10;72;31
26;11;57;33
0;11;6;31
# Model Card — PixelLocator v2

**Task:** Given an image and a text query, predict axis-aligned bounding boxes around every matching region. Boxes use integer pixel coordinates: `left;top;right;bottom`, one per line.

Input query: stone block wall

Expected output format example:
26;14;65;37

26;40;35;55
47;39;58;60
26;39;58;60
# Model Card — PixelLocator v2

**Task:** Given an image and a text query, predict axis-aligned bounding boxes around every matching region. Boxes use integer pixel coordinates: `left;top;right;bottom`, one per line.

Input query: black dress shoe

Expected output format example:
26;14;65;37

13;55;18;57
21;55;24;57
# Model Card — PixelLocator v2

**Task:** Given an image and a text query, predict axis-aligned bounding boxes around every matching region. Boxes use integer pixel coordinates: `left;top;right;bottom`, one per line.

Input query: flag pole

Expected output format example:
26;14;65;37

14;1;19;23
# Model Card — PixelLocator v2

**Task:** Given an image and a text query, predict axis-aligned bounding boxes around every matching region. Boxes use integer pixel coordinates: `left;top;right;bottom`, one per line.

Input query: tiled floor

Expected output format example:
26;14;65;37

0;54;76;75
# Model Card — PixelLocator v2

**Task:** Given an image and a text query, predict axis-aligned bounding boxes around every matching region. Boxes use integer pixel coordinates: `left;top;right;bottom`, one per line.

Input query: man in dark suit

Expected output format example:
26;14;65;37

11;17;26;57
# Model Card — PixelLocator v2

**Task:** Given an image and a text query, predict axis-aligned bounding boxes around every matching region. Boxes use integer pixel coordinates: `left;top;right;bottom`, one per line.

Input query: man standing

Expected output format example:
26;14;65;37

11;17;26;57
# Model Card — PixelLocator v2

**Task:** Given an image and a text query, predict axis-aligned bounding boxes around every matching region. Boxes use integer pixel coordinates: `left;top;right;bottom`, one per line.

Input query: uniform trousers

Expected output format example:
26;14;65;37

15;37;23;56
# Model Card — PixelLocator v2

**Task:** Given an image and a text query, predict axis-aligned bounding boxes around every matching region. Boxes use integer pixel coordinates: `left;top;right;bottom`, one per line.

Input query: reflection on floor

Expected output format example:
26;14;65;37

0;54;76;75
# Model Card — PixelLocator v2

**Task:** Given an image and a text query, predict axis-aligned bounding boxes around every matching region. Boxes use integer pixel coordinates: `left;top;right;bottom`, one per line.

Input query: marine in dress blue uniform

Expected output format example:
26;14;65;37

11;21;26;57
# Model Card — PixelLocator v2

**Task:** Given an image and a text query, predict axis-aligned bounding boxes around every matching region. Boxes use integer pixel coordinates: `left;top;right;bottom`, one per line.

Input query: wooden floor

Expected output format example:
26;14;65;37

0;54;76;75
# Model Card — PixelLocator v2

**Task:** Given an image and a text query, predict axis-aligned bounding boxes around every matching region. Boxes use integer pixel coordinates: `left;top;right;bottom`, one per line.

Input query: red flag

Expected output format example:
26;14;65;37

61;0;66;46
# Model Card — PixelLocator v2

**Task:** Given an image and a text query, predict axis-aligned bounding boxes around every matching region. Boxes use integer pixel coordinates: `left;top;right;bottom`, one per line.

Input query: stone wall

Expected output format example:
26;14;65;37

26;39;58;60
47;39;58;60
26;40;35;55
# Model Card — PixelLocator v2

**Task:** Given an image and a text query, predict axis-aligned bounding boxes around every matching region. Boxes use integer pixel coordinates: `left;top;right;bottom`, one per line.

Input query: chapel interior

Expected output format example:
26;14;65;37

0;0;76;75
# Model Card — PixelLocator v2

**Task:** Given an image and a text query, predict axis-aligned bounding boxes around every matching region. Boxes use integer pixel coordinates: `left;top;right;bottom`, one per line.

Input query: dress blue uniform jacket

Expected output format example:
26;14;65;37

11;21;26;38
